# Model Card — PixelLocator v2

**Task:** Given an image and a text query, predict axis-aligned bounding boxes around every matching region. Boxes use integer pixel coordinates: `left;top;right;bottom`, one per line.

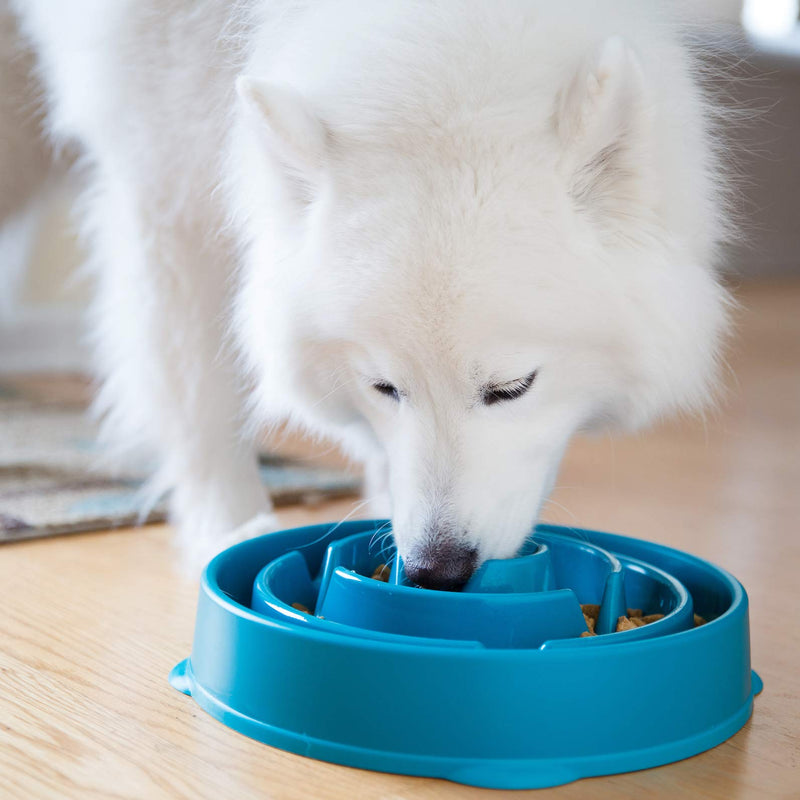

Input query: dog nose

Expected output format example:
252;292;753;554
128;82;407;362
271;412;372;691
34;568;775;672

403;540;478;591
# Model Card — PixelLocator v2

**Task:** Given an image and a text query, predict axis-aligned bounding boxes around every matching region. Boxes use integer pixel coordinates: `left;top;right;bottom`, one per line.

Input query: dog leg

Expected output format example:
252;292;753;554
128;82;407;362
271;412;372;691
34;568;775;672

85;175;273;568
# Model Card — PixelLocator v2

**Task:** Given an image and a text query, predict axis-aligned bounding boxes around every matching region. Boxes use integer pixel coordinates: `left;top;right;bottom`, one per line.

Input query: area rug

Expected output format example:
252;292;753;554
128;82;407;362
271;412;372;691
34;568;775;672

0;375;361;543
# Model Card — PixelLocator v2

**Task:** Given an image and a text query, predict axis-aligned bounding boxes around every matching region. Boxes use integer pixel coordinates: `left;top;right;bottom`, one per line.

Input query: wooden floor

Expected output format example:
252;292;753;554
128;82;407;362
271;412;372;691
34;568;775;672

2;280;799;799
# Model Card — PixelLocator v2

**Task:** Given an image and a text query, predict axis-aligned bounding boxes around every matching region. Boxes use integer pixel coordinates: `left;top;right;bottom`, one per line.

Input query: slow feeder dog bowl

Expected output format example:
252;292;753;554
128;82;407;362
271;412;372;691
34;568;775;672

170;520;761;789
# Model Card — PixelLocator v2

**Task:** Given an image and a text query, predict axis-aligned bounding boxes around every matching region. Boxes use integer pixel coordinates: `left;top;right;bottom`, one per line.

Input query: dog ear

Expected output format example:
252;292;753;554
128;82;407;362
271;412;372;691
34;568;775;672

236;77;328;181
555;36;654;229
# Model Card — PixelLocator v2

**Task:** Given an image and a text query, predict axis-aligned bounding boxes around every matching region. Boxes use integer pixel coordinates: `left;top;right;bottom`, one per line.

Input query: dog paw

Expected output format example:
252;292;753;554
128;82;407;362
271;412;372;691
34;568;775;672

174;511;281;578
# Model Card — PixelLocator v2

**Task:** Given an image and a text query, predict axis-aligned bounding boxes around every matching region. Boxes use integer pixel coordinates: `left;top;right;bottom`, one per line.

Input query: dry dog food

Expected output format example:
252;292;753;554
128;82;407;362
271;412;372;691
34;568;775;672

291;602;311;614
579;603;665;636
580;603;598;636
580;603;708;636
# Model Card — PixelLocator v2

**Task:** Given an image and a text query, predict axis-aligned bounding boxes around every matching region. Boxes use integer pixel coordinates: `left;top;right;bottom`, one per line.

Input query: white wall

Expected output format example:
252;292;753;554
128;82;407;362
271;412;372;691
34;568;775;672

0;177;91;373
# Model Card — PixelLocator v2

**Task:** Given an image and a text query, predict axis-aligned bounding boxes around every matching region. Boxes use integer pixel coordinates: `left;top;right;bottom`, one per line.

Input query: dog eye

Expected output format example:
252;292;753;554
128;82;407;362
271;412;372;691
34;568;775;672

373;381;401;402
481;370;538;406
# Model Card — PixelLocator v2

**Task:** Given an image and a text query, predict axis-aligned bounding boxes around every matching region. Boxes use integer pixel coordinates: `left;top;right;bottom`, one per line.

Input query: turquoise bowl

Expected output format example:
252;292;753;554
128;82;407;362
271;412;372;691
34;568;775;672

170;520;761;789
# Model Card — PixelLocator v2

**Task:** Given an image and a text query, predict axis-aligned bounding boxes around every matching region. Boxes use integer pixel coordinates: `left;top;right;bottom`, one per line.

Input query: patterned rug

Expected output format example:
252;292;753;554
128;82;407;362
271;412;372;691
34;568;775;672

0;375;361;543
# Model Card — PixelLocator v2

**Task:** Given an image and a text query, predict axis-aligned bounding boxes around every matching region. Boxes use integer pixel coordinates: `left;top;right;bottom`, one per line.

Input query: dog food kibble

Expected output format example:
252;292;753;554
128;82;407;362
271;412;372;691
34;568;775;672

616;615;638;632
581;604;600;620
694;613;707;627
581;604;598;636
580;603;668;636
291;602;311;614
615;613;665;632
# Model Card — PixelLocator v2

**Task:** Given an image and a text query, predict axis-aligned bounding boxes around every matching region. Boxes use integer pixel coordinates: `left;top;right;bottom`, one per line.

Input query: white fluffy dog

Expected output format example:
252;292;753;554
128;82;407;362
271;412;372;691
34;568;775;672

4;0;730;587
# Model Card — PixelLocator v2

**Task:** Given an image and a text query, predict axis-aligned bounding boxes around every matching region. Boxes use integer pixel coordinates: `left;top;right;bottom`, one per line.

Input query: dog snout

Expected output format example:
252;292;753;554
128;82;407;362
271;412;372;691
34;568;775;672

403;539;478;591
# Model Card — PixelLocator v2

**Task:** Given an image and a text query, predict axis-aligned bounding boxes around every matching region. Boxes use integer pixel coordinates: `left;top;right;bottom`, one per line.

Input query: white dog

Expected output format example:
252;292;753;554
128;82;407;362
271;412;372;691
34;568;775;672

4;0;730;587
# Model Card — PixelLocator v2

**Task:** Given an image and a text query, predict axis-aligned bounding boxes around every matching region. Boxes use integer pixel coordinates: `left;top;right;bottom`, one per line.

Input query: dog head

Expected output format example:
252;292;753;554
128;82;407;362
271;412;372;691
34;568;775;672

233;9;730;589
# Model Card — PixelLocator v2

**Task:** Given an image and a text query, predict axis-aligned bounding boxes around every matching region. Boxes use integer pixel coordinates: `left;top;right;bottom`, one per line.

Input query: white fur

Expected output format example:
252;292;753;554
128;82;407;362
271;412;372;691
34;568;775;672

5;0;731;573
